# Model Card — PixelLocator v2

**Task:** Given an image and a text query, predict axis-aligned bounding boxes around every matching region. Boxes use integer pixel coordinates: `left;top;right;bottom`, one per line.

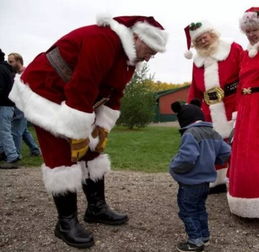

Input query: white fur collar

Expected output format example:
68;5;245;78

194;40;232;67
247;41;259;58
96;14;137;66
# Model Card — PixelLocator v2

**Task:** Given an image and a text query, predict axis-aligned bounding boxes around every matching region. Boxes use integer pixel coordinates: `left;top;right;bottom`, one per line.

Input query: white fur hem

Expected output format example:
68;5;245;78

210;167;227;188
9;77;95;139
95;105;120;131
227;193;259;218
97;14;137;65
82;154;111;181
41;163;83;195
210;103;233;138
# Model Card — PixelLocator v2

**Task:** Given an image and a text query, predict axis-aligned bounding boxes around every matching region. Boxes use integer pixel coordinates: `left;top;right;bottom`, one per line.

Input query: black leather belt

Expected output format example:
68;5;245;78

224;81;238;96
242;87;259;95
46;47;72;82
45;47;110;109
204;81;238;105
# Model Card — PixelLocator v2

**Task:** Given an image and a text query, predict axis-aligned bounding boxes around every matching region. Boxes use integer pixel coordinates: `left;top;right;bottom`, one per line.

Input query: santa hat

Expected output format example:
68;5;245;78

240;7;259;32
184;20;215;59
171;99;204;128
97;15;168;53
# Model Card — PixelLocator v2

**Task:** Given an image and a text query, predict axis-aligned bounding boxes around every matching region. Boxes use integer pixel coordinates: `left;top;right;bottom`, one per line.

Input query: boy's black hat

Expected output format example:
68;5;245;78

171;99;204;128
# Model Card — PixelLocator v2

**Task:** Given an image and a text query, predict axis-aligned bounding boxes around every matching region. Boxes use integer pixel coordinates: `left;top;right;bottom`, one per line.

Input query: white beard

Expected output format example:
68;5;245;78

196;40;219;57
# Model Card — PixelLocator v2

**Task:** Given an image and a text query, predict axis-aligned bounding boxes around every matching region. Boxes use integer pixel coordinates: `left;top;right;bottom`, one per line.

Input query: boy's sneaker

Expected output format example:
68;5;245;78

176;242;204;252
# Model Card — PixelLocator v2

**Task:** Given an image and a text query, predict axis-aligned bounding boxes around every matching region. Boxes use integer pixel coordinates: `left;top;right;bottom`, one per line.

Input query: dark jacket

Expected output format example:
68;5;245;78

0;61;15;106
169;121;231;185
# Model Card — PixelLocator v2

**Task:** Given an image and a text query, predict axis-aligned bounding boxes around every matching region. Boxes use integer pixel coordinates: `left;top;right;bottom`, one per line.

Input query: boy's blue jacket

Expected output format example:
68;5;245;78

169;121;231;185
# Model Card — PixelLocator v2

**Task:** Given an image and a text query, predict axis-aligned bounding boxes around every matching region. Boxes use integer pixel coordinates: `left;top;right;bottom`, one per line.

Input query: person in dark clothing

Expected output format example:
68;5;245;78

169;99;231;252
0;49;20;169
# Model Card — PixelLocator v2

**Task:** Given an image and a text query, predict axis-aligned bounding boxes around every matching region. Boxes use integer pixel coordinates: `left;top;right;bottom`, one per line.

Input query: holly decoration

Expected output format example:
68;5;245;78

189;22;202;31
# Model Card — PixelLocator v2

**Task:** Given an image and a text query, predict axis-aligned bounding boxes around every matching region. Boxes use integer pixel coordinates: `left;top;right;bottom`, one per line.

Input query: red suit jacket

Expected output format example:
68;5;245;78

188;41;243;139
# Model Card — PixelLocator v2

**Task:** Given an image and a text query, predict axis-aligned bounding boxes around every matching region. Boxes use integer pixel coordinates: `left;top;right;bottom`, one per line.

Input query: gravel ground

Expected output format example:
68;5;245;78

1;167;259;252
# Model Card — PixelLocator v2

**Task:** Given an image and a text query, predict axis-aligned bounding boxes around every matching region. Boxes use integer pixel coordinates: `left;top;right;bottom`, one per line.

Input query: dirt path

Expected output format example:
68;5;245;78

1;167;259;252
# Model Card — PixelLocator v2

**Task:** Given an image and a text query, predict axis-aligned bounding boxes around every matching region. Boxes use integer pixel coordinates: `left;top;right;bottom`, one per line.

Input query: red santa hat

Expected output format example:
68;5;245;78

240;7;259;32
97;14;168;52
184;20;215;59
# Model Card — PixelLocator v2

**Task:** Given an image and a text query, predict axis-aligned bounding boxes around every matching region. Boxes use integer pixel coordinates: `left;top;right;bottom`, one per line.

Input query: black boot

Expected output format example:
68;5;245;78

53;192;94;248
83;178;128;225
208;183;227;194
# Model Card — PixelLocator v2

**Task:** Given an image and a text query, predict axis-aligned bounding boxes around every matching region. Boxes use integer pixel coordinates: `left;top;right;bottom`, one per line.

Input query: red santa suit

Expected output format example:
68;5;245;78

188;41;243;187
9;15;168;195
227;41;259;218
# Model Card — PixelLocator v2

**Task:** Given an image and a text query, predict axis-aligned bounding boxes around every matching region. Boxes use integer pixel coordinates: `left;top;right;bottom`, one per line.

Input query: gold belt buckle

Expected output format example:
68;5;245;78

204;87;224;105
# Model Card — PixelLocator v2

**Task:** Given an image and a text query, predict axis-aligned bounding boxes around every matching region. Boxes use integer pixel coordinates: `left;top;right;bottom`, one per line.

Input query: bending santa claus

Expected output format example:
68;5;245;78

184;20;243;194
9;15;168;249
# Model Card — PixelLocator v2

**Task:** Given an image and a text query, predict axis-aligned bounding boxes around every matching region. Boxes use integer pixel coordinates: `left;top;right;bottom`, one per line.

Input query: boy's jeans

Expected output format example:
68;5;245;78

177;182;210;246
0;106;19;162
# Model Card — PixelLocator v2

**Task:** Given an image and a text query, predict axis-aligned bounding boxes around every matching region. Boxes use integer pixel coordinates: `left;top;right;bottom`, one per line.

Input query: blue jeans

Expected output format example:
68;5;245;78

12;108;40;156
177;183;210;246
0;106;19;162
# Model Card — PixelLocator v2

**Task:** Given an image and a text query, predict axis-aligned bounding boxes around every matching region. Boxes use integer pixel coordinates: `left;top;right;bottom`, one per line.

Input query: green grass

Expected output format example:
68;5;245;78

21;126;181;173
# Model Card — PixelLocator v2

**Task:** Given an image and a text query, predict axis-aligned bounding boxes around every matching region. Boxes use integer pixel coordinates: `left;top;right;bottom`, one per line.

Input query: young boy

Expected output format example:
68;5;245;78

169;99;231;252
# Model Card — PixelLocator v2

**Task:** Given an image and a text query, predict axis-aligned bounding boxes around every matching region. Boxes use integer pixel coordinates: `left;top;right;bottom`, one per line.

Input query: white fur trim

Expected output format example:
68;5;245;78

227;193;259;218
41;163;83;195
96;13;113;26
201;54;233;138
85;154;111;181
96;15;137;65
194;40;232;67
95;105;120;131
240;11;259;33
9;77;95;139
232;111;237;120
189;20;215;41
209;167;227;188
132;22;168;52
184;50;193;59
210;103;233;138
247;41;259;58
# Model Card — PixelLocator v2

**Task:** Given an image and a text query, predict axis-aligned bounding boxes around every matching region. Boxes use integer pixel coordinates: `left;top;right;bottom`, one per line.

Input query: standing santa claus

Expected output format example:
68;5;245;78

184;20;243;194
9;15;168;248
227;7;259;218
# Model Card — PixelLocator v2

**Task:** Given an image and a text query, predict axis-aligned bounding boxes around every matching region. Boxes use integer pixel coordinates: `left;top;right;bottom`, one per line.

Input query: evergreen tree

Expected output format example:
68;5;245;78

117;64;156;129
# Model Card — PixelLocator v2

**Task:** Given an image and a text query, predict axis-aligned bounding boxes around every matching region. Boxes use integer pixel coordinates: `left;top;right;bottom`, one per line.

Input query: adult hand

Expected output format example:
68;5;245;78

91;126;109;153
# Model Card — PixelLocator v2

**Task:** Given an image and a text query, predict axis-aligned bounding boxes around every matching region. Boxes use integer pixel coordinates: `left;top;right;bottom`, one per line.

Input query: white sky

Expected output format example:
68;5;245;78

1;0;258;83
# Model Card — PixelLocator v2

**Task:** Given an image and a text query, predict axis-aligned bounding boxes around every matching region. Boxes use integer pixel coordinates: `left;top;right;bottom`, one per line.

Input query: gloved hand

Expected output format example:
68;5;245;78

70;138;90;162
91;126;109;153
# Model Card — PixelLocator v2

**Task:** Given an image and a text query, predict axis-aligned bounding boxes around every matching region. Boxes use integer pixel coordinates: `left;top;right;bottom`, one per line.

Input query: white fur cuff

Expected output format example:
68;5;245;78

9;77;95;139
95;105;120;131
84;154;111;181
41;163;83;195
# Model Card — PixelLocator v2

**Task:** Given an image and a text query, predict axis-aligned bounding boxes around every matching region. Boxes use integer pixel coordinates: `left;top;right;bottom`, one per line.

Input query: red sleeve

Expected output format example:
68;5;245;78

187;65;204;103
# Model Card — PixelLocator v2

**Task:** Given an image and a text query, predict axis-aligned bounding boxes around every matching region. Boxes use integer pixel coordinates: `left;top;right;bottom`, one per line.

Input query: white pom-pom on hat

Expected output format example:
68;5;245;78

184;50;193;59
96;13;113;26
